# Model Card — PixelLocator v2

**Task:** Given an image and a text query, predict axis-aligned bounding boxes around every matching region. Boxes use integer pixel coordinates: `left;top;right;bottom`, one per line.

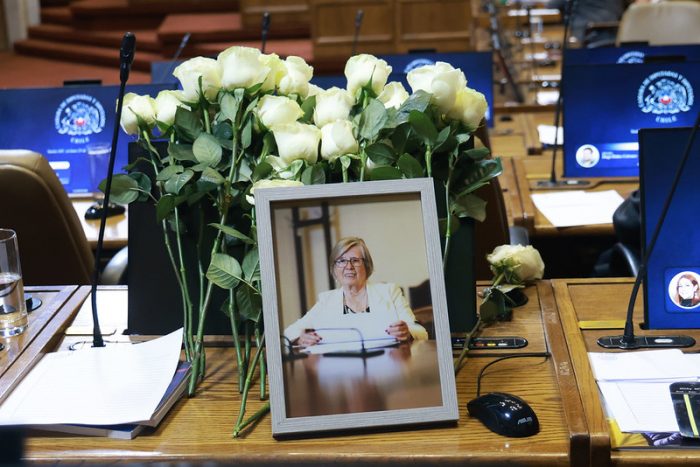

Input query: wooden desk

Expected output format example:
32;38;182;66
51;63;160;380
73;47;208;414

71;198;128;250
19;284;587;465
552;278;700;466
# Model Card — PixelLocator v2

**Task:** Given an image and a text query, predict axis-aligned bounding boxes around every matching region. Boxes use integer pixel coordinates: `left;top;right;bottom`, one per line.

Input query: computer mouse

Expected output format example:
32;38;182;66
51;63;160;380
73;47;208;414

467;392;539;437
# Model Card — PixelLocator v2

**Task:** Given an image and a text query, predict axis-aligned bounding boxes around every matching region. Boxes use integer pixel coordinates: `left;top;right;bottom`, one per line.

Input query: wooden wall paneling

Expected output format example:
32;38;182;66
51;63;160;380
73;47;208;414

310;0;395;60
395;0;473;53
240;0;310;37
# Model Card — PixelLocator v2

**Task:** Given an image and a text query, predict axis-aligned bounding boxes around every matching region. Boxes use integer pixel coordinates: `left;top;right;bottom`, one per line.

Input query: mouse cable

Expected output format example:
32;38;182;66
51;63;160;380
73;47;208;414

476;352;551;398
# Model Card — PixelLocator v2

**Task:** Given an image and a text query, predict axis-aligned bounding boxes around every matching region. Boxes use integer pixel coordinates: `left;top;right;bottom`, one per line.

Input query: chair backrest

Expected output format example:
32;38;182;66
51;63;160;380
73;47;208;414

0;150;94;285
616;1;700;46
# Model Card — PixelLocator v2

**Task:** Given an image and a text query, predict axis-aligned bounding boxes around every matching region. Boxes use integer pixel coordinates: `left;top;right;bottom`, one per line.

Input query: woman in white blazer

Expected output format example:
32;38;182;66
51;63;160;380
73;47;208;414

284;237;428;347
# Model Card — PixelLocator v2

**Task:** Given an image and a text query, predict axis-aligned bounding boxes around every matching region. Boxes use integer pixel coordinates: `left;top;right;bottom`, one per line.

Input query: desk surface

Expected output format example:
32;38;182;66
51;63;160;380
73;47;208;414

552;278;700;466
71;198;128;250
19;284;585;466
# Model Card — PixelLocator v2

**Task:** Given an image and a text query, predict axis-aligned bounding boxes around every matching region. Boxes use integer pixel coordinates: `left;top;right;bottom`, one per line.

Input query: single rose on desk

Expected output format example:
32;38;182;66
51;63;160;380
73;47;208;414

480;244;545;324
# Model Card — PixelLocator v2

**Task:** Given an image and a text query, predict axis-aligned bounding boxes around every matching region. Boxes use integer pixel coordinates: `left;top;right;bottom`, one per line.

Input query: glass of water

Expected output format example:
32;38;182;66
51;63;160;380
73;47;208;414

0;229;28;337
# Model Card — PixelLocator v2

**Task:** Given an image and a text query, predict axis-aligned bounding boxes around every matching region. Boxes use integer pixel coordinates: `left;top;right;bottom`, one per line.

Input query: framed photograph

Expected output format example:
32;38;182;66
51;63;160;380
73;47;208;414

256;178;458;437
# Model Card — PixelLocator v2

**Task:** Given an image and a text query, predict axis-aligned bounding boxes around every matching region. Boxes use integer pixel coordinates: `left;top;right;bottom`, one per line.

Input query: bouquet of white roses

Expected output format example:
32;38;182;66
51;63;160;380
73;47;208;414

108;45;501;436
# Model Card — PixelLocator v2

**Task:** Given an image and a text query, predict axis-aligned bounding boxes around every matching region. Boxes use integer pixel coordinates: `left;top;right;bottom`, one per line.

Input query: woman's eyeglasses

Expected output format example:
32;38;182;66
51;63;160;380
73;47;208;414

334;257;364;268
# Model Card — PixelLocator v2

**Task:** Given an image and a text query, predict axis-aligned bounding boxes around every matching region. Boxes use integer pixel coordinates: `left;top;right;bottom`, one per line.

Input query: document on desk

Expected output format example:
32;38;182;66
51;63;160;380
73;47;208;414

0;328;183;426
589;350;700;433
537;124;563;145
305;313;397;354
531;190;625;227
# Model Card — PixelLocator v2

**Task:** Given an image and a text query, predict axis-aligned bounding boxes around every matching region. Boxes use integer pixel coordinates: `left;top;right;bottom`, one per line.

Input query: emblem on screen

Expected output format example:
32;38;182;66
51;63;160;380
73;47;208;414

616;51;644;64
54;94;106;137
637;71;694;123
404;58;435;73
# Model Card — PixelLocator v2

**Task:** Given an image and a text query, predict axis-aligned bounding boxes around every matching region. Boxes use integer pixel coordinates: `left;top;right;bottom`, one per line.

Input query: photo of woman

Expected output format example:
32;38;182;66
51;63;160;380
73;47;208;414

668;271;700;309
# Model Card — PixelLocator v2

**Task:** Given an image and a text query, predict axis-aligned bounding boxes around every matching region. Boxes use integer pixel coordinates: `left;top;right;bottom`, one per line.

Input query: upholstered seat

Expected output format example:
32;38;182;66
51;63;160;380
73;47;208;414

0;150;94;285
616;1;700;46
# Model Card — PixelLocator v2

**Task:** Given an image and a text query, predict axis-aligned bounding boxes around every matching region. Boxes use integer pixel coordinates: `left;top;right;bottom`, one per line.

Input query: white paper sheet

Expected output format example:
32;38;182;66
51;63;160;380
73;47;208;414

589;349;697;381
313;312;394;343
0;329;183;426
537;124;563;145
531;190;624;227
598;381;681;433
536;90;559;106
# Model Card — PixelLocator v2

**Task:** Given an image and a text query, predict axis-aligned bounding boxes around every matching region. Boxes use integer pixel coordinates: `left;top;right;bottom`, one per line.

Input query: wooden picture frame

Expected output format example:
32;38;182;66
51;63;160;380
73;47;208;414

256;178;458;436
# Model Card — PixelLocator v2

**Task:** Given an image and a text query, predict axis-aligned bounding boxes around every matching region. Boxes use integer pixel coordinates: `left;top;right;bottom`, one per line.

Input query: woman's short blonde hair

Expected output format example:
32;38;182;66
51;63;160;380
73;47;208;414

329;236;374;279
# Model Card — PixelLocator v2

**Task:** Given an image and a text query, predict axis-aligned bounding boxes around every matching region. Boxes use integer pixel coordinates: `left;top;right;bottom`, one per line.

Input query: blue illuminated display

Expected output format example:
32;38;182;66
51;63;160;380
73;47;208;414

0;83;174;195
640;127;700;329
563;61;699;178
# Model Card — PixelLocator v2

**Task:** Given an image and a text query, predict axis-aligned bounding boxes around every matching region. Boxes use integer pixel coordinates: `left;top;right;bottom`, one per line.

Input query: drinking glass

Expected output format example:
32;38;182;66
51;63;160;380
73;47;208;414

0;229;28;337
87;142;111;204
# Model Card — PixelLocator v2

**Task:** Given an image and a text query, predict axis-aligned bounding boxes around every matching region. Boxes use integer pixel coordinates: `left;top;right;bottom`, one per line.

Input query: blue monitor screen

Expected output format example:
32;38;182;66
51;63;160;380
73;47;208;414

640;127;700;329
563;61;700;178
0;83;174;195
564;44;700;66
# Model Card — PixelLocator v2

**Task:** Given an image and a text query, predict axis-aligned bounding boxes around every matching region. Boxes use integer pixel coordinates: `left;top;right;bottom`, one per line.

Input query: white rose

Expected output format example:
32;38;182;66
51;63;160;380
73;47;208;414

313;87;354;127
407;61;467;114
447;87;488;129
278;56;313;97
320;120;359;161
172;56;222;103
377;81;409;109
306;83;323;97
154;90;190;126
487;244;545;283
120;93;156;135
245;179;304;205
256;95;303;128
259;53;286;92
271;122;321;165
218;46;270;91
344;54;392;96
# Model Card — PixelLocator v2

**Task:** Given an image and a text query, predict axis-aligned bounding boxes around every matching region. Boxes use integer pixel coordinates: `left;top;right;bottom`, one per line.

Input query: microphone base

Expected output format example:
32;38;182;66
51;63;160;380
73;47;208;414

535;179;591;189
597;335;696;349
323;349;385;358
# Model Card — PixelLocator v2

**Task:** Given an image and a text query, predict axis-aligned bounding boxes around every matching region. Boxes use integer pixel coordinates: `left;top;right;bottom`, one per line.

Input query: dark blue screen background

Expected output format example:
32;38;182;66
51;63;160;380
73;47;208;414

563;61;700;178
564;44;700;66
0;83;174;195
640;127;700;329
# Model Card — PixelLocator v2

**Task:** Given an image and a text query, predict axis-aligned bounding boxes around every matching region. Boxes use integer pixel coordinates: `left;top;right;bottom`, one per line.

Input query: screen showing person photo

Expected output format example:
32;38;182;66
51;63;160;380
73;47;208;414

666;270;700;311
563;61;700;179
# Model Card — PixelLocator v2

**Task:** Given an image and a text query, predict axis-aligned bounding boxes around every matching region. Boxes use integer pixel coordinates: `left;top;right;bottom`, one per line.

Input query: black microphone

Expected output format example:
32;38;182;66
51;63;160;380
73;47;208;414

281;335;308;361
597;110;700;350
535;0;589;189
351;9;364;57
313;327;387;358
90;32;136;348
157;32;191;84
261;11;271;53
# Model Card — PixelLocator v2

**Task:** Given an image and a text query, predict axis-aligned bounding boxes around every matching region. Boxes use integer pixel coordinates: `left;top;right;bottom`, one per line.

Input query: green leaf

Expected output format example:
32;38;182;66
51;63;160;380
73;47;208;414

209;223;256;245
458;158;503;196
131;172;152;202
242;248;259;281
156;164;184;181
192;133;223;167
174;106;203;141
251;161;273;182
369;166;402;180
463;147;491;161
206;253;242;290
452;193;488;222
409;110;438;144
100;174;139;205
390;123;411;155
438;214;461;237
396;90;431;124
397;153;424;178
359;99;388;141
220;92;241;123
236;285;262;322
300;95;316;123
200;167;225;185
164;169;194;194
156;194;176;221
365;142;397;165
168;143;197;162
479;291;505;325
301;164;326;185
241;115;253;149
434;126;457;154
339;155;352;171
